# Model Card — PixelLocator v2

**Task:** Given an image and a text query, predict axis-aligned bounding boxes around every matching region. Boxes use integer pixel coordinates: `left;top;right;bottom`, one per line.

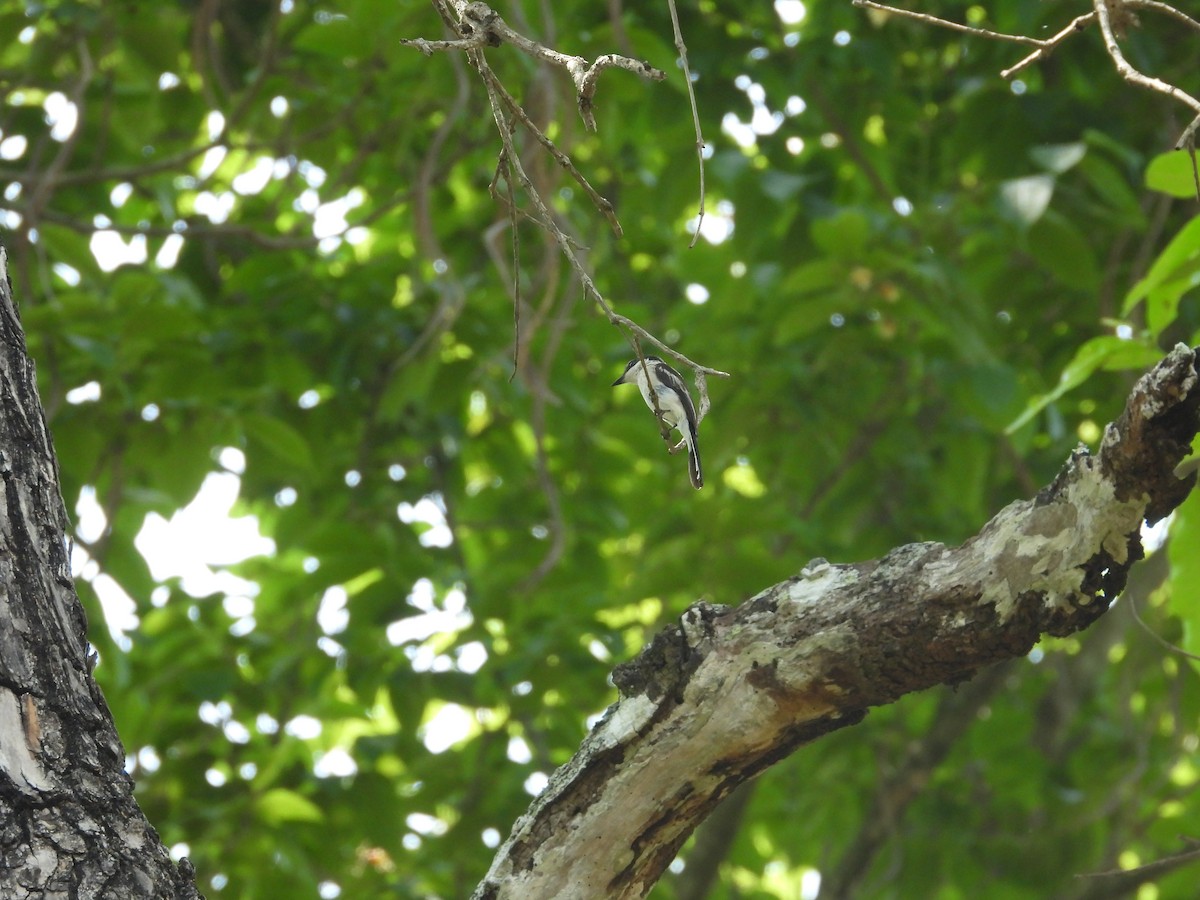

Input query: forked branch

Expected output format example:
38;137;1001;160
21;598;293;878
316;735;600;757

853;0;1200;149
402;0;665;131
402;0;728;418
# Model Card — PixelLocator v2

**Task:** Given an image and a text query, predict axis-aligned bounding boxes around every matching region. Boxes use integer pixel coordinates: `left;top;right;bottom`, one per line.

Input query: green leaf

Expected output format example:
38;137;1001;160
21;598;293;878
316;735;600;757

1146;149;1200;199
1006;336;1160;433
810;211;870;259
1079;155;1144;222
256;788;325;825
1168;490;1200;667
1123;216;1200;315
1027;211;1099;293
244;414;317;474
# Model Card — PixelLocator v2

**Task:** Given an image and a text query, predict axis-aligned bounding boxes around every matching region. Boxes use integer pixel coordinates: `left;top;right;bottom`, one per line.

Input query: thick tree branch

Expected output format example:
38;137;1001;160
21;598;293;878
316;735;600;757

474;345;1200;900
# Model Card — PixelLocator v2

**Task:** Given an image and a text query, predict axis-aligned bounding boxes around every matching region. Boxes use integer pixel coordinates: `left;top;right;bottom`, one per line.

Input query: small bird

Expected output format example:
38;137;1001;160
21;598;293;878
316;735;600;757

613;356;703;489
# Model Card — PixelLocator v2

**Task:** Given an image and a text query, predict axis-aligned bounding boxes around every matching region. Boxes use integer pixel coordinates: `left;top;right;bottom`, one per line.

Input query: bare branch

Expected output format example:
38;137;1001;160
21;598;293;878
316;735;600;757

856;0;1200;149
401;1;666;130
467;44;729;411
401;34;489;55
474;345;1200;899
482;64;624;237
1000;13;1095;79
404;0;729;419
1093;0;1200;148
852;0;1044;46
665;0;707;247
1126;0;1200;34
1076;838;1200;887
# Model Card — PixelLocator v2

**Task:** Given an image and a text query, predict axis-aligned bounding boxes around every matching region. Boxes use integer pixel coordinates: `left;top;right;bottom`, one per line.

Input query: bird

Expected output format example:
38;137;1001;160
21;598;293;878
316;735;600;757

613;355;703;489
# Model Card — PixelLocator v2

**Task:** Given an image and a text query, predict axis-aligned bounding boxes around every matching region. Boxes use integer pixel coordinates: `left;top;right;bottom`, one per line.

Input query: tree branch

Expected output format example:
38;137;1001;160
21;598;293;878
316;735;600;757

403;1;728;409
473;345;1200;900
856;0;1200;147
1092;0;1200;149
402;0;665;131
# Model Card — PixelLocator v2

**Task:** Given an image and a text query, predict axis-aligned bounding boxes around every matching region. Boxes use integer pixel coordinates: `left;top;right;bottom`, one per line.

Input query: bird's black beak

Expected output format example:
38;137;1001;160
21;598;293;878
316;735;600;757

612;375;624;386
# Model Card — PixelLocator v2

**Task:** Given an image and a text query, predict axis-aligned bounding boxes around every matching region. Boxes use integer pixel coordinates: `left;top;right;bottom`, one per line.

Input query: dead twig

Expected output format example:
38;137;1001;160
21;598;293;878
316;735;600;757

402;1;666;131
855;0;1200;150
852;0;1044;46
405;0;729;424
1001;14;1095;79
665;0;707;247
1092;0;1200;149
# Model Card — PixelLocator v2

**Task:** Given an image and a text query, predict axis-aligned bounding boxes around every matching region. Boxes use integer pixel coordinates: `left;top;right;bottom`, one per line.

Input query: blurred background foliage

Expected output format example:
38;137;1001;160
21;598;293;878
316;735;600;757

3;0;1200;897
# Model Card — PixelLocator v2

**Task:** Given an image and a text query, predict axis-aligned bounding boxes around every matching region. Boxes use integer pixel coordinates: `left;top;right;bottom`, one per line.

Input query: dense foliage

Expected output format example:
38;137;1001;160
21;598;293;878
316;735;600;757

3;0;1200;897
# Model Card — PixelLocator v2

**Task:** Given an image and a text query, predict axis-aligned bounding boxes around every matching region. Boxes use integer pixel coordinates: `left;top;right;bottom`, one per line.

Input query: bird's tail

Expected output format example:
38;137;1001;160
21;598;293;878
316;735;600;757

687;437;703;490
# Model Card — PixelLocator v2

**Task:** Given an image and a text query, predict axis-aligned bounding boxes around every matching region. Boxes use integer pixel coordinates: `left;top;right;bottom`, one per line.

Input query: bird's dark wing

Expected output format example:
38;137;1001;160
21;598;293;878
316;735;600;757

654;360;697;434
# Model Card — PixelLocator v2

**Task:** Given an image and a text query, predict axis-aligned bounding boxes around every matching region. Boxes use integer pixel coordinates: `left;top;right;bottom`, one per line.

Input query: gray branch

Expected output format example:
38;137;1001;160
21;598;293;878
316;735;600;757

402;1;666;131
474;345;1200;900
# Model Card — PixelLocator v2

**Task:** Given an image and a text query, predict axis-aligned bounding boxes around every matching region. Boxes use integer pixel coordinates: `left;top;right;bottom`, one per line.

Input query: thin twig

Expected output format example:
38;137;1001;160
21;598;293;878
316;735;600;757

857;0;1200;151
1000;13;1095;79
1126;0;1200;34
482;65;623;236
666;0;706;247
472;48;729;415
402;1;666;130
852;0;1044;46
401;34;490;55
1092;0;1200;148
1076;839;1200;883
1177;114;1200;154
406;0;729;420
499;151;523;381
1127;583;1200;662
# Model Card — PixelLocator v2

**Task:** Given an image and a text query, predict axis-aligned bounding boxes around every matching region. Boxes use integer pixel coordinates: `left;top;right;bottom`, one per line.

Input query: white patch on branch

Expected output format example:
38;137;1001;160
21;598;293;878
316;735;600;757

0;687;50;792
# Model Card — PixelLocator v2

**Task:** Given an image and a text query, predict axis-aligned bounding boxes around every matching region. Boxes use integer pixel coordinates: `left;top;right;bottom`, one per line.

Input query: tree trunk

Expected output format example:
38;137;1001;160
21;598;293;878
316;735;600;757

474;345;1200;900
0;244;201;900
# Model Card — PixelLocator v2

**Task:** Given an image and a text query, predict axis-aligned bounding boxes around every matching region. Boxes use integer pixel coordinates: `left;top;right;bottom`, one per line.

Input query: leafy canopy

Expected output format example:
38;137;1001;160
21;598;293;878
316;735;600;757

3;0;1200;897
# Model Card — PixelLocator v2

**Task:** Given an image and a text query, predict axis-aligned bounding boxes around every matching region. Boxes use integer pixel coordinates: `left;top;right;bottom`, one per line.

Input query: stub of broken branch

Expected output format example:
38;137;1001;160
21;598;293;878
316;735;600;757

474;345;1200;900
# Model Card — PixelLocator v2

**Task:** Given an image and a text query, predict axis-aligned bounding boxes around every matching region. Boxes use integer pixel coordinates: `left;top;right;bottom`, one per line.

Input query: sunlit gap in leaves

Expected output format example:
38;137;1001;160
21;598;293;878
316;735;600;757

189;697;359;782
43;90;78;142
75;99;371;259
419;703;476;755
744;863;821;899
0;132;27;164
724;76;785;150
775;0;807;28
386;578;484;676
72;447;275;648
398;494;453;547
688;199;735;244
135;449;272;613
1142;513;1173;555
73;485;138;650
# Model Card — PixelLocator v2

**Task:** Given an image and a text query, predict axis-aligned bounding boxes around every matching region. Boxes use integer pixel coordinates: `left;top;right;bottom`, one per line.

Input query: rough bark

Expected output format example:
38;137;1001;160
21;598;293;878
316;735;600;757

0;245;202;899
474;344;1200;900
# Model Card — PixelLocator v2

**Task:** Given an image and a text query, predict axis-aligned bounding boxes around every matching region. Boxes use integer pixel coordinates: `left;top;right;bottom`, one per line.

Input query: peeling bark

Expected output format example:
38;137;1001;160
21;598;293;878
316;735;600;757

474;345;1200;900
0;245;202;900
